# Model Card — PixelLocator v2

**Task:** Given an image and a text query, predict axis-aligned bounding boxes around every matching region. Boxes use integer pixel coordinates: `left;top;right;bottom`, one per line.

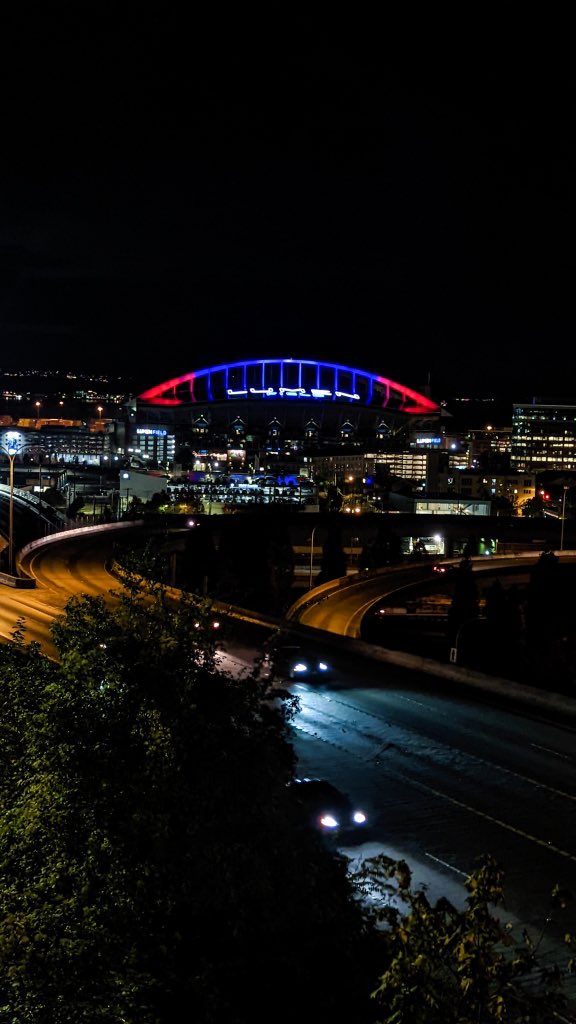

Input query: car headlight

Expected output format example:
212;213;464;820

317;661;329;672
292;661;308;674
352;811;367;824
320;814;339;829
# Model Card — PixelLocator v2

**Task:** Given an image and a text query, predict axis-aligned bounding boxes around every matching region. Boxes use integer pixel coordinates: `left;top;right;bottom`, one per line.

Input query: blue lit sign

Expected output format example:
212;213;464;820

227;387;361;401
414;436;442;446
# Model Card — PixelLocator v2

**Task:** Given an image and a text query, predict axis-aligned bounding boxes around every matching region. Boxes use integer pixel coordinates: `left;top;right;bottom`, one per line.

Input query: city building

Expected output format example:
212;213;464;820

4;365;576;520
511;401;576;473
431;469;536;513
126;426;176;468
132;358;440;469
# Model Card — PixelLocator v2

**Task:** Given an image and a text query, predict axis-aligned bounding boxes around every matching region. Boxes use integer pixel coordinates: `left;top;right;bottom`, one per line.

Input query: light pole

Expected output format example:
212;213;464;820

449;616;480;665
119;472;131;519
309;524;318;590
560;486;569;551
6;449;16;575
24;444;46;499
1;434;41;576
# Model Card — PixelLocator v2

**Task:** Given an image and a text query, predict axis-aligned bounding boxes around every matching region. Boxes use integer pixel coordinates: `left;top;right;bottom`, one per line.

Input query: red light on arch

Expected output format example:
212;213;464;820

138;359;439;414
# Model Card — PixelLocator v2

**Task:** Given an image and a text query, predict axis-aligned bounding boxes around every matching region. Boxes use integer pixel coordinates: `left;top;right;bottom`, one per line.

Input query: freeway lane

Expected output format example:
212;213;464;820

5;529;576;982
0;526;141;658
290;565;437;635
289;553;576;637
285;665;576;976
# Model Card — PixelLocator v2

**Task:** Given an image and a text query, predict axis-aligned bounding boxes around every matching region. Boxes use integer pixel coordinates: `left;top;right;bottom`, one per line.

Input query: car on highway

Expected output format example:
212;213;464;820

261;643;333;681
432;561;460;576
288;778;368;840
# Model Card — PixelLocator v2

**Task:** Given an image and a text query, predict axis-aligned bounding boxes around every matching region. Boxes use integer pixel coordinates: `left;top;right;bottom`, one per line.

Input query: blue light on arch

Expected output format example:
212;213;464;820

138;357;439;414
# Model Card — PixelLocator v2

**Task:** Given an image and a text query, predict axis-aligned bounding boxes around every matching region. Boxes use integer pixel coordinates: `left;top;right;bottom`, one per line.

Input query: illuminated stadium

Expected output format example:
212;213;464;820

135;358;440;454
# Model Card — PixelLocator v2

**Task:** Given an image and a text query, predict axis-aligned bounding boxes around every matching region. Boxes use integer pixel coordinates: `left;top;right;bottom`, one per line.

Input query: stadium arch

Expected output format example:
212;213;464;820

138;357;439;416
132;358;441;461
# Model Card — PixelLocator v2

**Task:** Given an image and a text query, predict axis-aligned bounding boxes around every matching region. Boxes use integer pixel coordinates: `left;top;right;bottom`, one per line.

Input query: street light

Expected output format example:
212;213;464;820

97;405;103;421
309;524;318;590
3;447;17;575
118;472;131;519
35;401;41;422
0;433;41;576
560;486;569;551
21;443;45;497
449;616;480;665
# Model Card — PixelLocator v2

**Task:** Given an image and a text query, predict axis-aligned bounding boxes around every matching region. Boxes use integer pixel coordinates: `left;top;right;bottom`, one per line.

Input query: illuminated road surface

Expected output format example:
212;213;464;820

0;528;136;658
4;531;576;988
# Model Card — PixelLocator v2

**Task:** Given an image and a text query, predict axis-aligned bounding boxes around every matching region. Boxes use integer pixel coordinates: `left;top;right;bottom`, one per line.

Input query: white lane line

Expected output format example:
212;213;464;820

425;852;467;877
531;742;572;761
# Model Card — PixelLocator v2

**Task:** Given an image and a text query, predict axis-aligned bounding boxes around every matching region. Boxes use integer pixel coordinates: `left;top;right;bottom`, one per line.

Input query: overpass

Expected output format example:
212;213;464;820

1;522;575;727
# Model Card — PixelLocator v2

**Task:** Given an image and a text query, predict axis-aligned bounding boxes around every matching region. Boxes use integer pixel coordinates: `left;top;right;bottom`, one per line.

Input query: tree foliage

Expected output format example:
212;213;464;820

361;523;403;569
212;512;295;613
0;576;374;1022
446;555;480;647
355;852;575;1023
316;518;347;585
523;548;576;688
1;565;576;1021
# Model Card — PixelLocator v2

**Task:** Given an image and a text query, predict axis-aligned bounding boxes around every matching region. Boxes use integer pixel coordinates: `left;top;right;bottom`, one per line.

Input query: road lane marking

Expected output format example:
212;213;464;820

424;852;467;877
291;722;576;863
531;742;572;761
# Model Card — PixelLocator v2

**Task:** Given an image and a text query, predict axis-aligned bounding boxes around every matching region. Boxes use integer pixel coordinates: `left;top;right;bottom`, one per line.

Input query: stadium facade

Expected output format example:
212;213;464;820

130;358;441;471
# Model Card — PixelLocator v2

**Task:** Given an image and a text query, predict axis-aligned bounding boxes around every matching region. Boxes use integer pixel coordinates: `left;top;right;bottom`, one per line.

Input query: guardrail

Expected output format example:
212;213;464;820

0;520;147;589
285;563;409;622
4;526;576;722
0;482;68;527
0;570;35;589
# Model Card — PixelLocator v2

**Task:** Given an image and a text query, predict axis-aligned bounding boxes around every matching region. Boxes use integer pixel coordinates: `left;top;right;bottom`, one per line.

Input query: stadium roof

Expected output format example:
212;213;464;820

138;358;438;416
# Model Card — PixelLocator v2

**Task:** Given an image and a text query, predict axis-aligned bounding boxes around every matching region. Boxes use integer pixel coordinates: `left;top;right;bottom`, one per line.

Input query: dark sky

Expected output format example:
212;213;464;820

1;13;575;403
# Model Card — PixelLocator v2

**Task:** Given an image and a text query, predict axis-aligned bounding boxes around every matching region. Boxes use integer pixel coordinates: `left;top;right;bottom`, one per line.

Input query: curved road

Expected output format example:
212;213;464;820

0;526;141;659
289;554;576;637
4;530;576;990
286;664;576;982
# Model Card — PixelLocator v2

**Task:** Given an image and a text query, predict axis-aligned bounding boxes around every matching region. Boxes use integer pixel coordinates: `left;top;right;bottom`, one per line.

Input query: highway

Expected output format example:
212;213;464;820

288;553;576;637
0;525;142;659
284;662;576;980
3;528;576;987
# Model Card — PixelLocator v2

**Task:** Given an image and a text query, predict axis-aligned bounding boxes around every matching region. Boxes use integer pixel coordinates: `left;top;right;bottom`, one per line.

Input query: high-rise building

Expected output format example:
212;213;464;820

511;402;576;473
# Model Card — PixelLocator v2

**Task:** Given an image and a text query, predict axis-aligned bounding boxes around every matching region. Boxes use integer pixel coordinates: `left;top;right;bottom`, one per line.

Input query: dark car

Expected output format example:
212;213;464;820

432;561;459;576
262;643;332;681
288;778;368;839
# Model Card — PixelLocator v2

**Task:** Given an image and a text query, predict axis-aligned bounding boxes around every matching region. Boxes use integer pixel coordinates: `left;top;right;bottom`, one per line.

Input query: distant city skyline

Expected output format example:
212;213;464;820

0;364;542;440
0;365;567;420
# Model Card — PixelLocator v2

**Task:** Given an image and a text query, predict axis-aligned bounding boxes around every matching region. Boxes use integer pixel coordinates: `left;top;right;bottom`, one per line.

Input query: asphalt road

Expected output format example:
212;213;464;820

289;554;576;638
275;654;576;988
5;528;576;997
0;525;141;658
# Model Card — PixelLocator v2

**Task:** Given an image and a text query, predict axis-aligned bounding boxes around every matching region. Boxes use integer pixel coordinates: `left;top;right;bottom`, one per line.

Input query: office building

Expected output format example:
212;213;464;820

511;401;576;473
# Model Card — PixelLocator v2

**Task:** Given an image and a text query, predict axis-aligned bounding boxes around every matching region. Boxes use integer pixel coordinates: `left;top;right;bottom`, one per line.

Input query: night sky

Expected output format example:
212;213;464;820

1;15;575;403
